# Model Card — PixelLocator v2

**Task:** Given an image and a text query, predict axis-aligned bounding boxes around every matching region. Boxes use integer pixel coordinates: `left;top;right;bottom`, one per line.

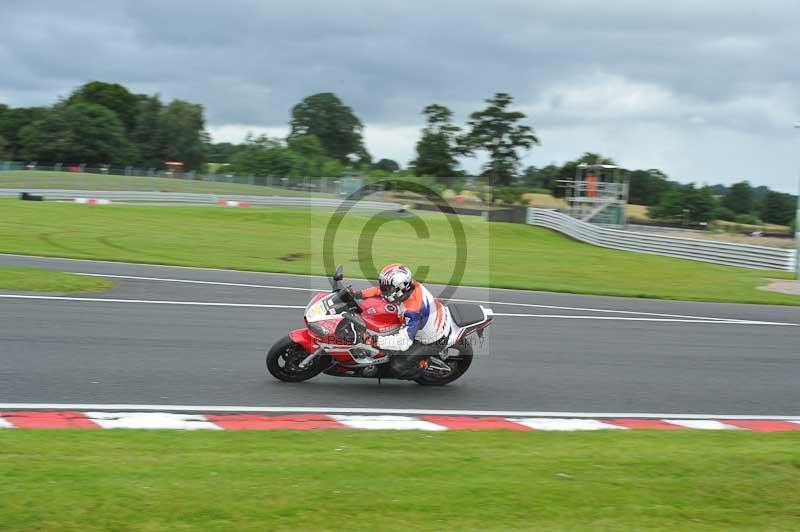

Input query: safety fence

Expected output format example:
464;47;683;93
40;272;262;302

0;162;371;196
1;189;402;211
527;208;796;271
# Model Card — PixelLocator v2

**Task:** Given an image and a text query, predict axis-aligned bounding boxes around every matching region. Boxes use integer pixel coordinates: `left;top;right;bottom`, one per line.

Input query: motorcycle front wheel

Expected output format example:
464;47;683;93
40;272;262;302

266;336;329;382
414;342;473;386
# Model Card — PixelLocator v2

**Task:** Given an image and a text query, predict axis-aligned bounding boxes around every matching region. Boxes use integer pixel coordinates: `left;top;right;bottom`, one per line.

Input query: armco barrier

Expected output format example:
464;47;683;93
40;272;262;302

527;208;796;271
0;189;401;211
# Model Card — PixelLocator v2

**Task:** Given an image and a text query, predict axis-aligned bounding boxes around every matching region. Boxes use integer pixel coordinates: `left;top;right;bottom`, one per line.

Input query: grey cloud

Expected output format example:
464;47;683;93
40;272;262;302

1;0;799;189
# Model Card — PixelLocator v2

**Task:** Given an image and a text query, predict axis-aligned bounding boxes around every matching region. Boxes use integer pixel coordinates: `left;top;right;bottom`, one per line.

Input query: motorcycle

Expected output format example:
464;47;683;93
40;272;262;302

266;265;494;385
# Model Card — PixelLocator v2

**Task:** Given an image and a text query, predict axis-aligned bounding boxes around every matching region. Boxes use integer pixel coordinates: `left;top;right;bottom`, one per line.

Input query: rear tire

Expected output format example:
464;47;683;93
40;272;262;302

266;336;329;383
414;343;473;386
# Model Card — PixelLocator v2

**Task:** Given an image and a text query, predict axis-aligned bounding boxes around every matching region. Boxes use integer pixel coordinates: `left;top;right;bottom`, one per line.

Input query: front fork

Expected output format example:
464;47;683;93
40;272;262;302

298;347;325;369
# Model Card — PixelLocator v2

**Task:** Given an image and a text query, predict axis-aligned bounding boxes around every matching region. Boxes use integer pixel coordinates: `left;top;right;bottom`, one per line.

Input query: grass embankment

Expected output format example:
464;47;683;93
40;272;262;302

0;200;797;304
0;266;111;292
1;430;798;531
0;170;328;197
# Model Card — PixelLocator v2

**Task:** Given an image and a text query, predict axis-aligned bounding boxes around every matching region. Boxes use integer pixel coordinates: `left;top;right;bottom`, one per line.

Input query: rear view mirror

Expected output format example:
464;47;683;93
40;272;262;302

331;264;344;291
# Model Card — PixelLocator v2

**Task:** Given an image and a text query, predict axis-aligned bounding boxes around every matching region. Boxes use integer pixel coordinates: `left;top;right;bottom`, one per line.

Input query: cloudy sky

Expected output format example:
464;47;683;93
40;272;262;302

1;0;799;191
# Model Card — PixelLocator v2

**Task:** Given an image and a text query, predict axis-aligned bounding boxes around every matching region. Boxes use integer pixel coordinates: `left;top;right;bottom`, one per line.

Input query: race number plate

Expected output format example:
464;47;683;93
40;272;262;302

306;300;330;322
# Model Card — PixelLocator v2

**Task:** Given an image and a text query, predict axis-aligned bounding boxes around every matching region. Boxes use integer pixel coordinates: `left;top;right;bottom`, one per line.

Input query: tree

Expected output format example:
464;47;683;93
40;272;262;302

459;93;539;186
628;169;674;205
648;183;716;224
0;104;7;159
289;93;368;164
158;100;209;170
19;103;134;165
130;94;164;168
231;136;297;177
683;185;717;223
412;104;461;180
206;142;246;164
522;164;561;191
231;134;344;178
759;191;796;225
0;107;49;159
712;206;737;222
66;81;140;133
372;158;400;173
722;181;754;214
287;134;325;159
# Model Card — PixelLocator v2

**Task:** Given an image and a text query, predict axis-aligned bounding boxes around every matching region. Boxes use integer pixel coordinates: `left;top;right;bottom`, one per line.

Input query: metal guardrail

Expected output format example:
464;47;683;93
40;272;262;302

0;189;402;211
527;208;796;271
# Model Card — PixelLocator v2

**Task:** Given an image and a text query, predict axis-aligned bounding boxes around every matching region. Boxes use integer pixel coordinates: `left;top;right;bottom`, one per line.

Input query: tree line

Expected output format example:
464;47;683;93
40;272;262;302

0;81;795;227
213;92;539;185
0;81;208;169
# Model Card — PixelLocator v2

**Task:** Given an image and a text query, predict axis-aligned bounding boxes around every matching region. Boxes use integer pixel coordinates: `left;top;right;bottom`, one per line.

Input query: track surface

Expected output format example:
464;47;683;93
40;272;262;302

1;254;799;415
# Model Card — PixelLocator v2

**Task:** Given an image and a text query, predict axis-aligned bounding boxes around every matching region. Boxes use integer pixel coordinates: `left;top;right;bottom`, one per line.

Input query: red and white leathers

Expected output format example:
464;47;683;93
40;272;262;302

360;281;451;351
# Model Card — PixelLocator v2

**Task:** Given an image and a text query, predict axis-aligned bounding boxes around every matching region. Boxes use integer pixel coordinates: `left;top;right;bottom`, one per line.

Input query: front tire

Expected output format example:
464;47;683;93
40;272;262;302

266;336;329;382
415;343;473;386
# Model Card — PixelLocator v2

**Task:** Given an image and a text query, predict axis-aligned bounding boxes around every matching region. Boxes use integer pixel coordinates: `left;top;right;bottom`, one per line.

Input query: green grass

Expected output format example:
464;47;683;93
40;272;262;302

0;265;112;292
0;170;330;197
0;430;798;531
0;200;798;304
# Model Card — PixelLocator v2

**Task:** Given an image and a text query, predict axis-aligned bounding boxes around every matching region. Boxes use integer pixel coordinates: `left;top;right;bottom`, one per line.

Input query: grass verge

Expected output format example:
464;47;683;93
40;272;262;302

1;430;798;531
0;266;111;292
0;200;797;304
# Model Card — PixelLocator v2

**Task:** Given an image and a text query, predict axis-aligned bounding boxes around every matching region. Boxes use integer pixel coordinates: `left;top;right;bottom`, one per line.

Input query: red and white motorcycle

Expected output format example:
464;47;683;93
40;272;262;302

266;265;493;385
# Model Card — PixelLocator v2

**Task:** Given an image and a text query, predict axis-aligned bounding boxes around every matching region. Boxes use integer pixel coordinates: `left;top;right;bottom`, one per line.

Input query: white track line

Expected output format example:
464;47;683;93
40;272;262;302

1;294;794;325
492;312;796;326
69;272;792;324
448;297;737;322
1;404;798;420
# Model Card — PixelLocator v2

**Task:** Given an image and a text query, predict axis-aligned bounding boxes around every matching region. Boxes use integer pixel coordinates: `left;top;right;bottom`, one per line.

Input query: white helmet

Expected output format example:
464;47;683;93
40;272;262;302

378;263;414;302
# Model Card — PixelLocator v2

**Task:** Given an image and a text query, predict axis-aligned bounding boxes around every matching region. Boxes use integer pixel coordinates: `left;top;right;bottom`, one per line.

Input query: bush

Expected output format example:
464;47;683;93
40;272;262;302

734;213;761;225
448;178;465;194
712;206;736;222
492;186;524;205
727;224;744;235
371;174;446;196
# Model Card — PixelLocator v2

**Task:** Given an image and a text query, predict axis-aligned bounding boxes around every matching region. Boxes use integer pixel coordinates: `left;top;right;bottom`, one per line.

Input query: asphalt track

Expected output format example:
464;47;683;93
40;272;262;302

1;253;799;415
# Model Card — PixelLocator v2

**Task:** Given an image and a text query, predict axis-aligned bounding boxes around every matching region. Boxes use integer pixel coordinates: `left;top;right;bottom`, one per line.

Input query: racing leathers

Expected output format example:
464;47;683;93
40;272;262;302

357;281;452;379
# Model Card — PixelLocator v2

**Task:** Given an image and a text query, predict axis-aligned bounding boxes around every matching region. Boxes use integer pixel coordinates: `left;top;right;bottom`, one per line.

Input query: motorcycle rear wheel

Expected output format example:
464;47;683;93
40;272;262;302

414;343;473;386
266;336;329;382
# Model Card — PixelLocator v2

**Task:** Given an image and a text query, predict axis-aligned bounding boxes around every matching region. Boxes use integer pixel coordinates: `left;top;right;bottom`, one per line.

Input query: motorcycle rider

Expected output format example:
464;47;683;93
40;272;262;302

353;263;452;379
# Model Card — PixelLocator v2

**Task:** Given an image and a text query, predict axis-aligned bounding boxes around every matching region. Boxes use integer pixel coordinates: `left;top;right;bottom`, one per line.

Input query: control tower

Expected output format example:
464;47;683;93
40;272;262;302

560;163;628;226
